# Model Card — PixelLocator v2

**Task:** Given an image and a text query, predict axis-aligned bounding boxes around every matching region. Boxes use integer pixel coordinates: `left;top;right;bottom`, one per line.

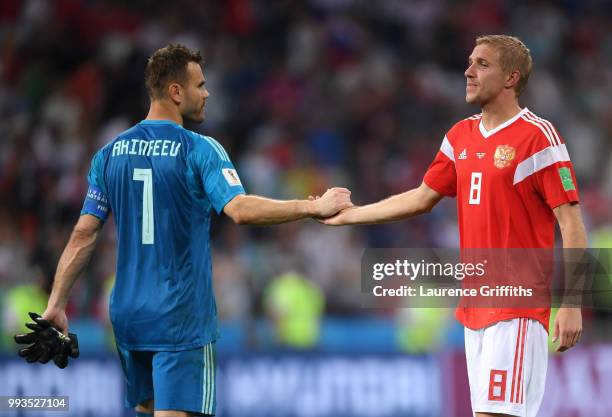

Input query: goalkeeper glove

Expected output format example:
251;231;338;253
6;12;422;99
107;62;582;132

14;312;79;369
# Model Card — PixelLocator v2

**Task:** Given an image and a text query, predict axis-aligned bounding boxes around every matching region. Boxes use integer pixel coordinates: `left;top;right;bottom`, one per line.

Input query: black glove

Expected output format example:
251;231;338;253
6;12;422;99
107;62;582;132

14;312;79;369
52;332;79;369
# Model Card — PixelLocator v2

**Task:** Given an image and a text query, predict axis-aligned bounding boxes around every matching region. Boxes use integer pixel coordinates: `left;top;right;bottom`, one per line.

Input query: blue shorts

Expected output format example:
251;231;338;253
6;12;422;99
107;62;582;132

116;343;216;415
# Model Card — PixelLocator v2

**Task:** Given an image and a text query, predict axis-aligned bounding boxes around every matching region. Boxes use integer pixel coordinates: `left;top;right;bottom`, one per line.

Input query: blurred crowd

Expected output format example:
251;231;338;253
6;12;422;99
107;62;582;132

1;0;611;351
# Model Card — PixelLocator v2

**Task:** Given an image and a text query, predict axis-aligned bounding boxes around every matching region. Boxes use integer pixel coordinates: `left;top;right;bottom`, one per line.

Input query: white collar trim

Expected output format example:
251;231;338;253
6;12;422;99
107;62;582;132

479;107;529;138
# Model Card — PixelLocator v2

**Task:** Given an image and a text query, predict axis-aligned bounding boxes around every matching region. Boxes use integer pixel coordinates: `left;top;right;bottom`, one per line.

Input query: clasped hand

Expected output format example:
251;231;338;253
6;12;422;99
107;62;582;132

309;189;355;225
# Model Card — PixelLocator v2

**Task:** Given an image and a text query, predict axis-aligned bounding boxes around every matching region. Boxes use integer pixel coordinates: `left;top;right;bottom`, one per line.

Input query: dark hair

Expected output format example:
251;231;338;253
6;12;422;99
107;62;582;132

144;44;202;99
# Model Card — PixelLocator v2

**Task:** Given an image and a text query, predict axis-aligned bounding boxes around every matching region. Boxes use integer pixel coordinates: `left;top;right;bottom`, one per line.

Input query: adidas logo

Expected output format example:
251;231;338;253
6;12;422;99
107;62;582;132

458;149;467;159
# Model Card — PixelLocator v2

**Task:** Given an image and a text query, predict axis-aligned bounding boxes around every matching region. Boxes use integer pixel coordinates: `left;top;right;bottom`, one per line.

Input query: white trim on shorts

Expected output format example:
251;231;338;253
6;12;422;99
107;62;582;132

464;318;548;417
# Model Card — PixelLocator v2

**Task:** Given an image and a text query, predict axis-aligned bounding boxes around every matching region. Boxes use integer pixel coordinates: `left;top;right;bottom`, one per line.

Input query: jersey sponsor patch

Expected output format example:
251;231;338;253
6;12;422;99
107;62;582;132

558;167;575;191
222;168;242;186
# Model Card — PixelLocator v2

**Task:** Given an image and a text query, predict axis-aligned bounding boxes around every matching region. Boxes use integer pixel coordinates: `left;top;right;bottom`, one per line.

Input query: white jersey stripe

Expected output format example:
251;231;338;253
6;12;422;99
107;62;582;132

440;135;455;162
513;143;571;185
202;345;208;413
208;343;214;413
528;112;561;146
524;112;558;146
203;343;213;414
209;345;216;414
520;115;554;146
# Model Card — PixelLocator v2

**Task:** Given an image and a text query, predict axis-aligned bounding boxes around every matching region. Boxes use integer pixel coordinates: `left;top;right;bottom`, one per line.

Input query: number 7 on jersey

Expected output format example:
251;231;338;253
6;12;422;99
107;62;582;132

133;168;155;244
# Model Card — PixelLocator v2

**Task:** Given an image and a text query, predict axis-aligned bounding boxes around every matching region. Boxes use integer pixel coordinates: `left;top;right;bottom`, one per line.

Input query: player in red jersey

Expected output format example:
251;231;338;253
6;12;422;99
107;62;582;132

322;35;586;417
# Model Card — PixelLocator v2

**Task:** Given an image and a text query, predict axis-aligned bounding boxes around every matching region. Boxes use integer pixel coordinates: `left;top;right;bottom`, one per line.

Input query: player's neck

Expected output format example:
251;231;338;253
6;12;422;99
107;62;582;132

480;98;522;132
145;100;184;126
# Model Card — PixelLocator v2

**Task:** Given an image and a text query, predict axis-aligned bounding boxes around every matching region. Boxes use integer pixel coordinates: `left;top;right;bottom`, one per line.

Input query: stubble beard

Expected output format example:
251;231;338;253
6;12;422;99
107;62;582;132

183;104;205;124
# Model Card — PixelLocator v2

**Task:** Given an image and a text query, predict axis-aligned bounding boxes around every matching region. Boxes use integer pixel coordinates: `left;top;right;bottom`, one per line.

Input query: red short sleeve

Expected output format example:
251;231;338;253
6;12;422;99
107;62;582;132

532;161;579;209
424;150;457;197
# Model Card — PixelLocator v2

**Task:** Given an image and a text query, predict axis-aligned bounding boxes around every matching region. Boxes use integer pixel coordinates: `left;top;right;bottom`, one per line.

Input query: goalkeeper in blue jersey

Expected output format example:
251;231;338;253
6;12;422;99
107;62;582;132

39;44;352;417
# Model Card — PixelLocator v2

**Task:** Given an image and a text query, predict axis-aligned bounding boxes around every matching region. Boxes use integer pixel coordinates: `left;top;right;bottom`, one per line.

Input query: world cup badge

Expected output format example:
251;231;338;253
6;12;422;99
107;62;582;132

493;145;516;168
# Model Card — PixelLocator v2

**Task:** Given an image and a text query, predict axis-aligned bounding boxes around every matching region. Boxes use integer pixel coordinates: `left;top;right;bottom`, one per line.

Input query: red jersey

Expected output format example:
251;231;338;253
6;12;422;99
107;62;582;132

423;108;579;330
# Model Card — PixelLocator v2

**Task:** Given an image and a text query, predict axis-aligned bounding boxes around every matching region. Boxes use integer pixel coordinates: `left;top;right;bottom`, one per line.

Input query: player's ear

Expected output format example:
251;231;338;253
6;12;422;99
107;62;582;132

168;82;183;104
505;70;520;90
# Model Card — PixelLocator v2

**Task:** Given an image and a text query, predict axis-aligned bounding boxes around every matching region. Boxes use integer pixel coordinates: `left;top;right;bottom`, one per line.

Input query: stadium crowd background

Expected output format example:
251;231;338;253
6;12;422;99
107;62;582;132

0;0;611;354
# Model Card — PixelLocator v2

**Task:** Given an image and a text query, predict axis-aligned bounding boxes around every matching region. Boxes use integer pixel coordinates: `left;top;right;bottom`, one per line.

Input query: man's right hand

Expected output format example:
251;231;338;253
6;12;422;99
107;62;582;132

14;312;80;369
41;307;69;336
309;187;352;218
321;206;356;226
312;183;444;226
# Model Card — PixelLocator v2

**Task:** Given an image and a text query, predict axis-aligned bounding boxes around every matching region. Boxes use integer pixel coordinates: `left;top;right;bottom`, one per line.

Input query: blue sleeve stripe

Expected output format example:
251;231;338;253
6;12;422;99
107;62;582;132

209;137;230;161
201;135;229;162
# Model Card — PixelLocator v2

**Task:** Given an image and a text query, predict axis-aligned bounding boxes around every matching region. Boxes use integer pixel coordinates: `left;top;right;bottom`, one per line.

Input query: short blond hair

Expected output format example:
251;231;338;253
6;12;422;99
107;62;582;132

476;35;533;97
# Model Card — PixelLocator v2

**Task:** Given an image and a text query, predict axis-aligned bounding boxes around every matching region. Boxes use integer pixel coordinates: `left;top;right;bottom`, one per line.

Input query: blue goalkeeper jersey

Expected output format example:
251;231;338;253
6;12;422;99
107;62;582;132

81;120;245;350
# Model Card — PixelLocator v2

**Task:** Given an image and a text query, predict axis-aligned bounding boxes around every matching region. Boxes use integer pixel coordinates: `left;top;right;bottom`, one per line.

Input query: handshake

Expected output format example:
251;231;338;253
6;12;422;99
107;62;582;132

308;187;355;225
14;312;79;369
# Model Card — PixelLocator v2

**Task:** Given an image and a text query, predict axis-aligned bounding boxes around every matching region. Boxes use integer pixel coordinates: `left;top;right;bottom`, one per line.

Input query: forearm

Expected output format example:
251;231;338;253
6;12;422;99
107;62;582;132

560;220;587;249
554;216;585;350
561;223;587;308
230;195;313;225
338;186;439;225
555;204;588;307
339;191;416;224
47;228;99;310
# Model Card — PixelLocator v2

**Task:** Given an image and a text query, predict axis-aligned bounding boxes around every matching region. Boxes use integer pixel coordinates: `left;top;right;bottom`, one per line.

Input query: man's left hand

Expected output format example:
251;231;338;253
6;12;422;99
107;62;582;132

552;307;582;352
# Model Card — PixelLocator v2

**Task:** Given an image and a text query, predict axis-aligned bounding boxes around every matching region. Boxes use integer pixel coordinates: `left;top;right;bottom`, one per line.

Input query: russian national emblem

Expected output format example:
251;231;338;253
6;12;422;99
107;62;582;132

494;145;516;168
